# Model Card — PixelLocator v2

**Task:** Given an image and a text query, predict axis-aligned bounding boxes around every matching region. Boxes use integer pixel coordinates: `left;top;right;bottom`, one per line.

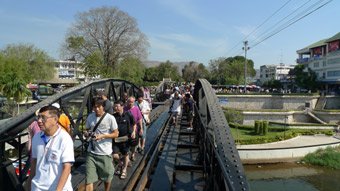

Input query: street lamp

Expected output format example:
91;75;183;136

243;41;250;93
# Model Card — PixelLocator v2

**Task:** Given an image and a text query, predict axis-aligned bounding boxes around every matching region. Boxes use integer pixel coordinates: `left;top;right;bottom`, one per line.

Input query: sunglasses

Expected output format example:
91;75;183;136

36;115;56;122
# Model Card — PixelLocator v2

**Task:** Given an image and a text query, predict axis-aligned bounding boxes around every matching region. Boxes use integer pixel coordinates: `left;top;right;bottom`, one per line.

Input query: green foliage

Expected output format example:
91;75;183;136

143;67;160;82
208;56;256;85
290;64;319;92
229;123;334;145
254;120;260;135
82;51;105;77
263;121;269;135
302;146;340;169
262;79;282;89
259;121;263;135
117;57;145;85
0;43;54;82
224;109;244;124
182;62;209;82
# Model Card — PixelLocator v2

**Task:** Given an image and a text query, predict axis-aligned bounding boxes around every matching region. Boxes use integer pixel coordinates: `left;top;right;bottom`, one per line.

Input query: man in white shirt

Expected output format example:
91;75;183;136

84;97;119;191
28;105;74;191
136;94;151;153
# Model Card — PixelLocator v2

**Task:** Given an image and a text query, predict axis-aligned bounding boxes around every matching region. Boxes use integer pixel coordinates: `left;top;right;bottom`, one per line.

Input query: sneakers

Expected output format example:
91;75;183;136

186;127;193;131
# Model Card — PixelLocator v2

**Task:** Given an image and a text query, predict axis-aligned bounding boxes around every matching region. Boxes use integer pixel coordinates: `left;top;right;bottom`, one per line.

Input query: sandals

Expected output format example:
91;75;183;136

120;170;127;179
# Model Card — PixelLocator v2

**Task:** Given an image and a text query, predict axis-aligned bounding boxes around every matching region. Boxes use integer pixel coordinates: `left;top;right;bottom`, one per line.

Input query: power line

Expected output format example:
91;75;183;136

251;0;313;45
224;0;293;57
251;0;333;49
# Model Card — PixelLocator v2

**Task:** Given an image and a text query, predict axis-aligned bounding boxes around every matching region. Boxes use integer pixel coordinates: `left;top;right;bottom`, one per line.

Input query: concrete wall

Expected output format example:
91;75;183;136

238;143;340;164
218;95;319;110
242;111;340;125
324;96;340;109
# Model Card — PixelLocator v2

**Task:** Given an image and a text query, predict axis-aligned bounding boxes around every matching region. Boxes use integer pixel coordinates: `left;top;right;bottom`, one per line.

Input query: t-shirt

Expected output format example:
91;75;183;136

58;113;71;134
86;112;118;155
124;106;142;132
104;99;114;114
31;128;74;191
113;111;135;136
170;94;182;113
137;100;151;123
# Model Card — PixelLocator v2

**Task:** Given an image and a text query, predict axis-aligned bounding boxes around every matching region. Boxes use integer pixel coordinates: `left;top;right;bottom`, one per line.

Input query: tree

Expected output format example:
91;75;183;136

63;6;149;77
143;67;159;82
0;44;53;116
117;57;145;85
157;61;181;81
290;64;319;92
0;44;55;82
182;61;209;82
208;56;256;85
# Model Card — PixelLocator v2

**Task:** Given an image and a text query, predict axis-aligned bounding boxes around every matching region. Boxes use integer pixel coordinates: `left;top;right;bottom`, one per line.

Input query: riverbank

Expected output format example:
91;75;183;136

237;135;340;164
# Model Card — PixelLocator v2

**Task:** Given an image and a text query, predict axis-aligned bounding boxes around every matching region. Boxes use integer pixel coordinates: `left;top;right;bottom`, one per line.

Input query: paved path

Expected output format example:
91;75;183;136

237;135;340;149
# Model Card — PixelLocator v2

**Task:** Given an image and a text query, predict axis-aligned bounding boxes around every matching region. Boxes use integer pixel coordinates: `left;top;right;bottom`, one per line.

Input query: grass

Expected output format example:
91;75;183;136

229;124;334;145
302;146;340;169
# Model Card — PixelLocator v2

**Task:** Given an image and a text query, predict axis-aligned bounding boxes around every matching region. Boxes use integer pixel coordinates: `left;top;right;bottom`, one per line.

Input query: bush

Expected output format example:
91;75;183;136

263;121;269;135
224;109;244;124
302;146;340;169
254;120;260;135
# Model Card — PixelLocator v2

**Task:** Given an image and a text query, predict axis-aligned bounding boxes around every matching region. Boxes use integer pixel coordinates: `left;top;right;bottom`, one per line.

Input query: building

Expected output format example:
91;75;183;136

259;64;295;85
296;32;340;94
37;59;86;87
54;59;85;81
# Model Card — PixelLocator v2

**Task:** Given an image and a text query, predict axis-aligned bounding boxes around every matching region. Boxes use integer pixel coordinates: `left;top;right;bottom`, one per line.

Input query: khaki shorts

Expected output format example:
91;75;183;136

85;152;114;183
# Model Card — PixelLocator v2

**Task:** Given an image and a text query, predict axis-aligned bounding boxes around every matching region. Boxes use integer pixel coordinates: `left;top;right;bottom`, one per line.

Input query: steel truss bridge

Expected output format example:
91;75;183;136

0;79;249;191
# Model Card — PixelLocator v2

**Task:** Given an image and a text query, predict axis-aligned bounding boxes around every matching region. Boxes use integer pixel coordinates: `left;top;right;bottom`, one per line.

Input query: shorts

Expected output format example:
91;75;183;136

112;142;130;155
85;153;114;183
187;111;194;121
141;121;147;139
171;111;179;117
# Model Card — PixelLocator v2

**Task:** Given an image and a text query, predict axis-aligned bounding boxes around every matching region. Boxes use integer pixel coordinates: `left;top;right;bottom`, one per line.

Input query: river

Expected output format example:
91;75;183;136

244;163;340;191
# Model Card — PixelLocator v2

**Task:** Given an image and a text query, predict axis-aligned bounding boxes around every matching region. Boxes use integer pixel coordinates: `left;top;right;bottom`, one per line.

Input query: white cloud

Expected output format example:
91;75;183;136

148;37;182;61
159;0;226;32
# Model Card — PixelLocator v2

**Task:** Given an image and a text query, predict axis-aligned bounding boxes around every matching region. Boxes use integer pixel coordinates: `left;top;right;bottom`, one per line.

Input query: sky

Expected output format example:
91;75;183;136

0;0;339;69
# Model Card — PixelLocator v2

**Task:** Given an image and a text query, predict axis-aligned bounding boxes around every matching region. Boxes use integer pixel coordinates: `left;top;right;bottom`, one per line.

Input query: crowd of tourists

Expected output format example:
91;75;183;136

25;87;153;191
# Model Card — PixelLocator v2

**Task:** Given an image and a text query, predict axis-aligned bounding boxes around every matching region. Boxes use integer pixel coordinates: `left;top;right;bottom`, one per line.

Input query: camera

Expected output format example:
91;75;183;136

85;131;95;142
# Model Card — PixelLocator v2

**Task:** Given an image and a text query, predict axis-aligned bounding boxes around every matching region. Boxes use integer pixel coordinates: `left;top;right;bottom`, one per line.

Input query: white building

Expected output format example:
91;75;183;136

296;32;340;93
54;60;85;81
259;64;295;85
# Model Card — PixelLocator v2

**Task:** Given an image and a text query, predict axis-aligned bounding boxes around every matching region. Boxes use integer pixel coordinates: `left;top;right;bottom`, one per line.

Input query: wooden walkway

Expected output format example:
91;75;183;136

148;114;205;191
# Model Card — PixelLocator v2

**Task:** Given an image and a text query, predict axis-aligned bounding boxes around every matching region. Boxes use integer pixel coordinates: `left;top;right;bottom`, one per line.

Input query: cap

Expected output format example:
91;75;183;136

52;103;60;109
35;108;40;116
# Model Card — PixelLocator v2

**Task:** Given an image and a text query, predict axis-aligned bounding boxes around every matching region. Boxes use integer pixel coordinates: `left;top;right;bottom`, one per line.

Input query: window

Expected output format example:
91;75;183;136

327;70;340;77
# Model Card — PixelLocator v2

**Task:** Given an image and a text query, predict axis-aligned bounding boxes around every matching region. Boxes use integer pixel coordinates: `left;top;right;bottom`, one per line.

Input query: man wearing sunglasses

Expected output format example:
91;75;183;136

28;105;74;191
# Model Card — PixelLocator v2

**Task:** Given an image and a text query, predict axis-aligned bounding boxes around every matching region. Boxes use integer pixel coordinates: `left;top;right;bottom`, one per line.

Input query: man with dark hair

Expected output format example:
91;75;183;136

84;97;119;191
28;105;74;191
112;100;135;179
183;93;194;131
97;90;114;115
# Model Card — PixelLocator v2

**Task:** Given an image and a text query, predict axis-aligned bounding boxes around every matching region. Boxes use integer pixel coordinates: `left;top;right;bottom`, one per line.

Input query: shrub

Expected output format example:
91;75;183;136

302;146;340;169
254;120;260;135
224;109;244;124
263;121;269;135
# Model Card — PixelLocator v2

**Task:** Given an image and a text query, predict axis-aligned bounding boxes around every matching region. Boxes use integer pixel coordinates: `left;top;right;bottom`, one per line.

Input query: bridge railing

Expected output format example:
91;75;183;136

0;79;141;190
193;79;249;191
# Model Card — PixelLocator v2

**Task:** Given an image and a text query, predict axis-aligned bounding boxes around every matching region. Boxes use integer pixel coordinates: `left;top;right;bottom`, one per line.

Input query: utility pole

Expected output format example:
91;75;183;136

242;41;250;93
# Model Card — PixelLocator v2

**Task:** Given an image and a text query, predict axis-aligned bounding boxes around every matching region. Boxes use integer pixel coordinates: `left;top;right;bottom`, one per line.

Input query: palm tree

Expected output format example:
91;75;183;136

0;73;31;116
